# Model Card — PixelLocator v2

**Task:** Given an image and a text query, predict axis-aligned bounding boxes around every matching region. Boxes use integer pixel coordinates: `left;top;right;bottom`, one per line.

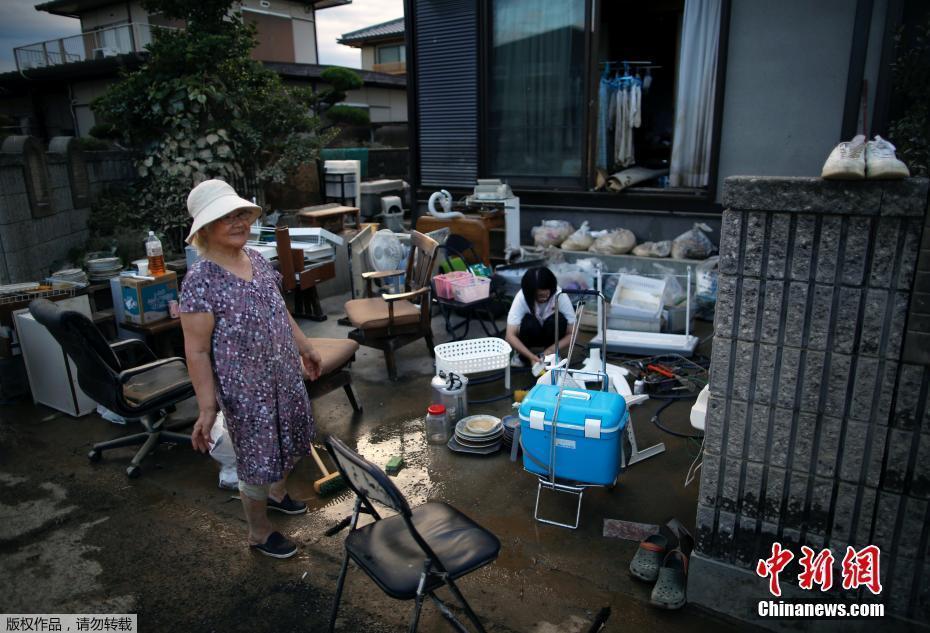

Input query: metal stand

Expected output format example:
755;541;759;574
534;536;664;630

534;479;586;530
623;422;665;468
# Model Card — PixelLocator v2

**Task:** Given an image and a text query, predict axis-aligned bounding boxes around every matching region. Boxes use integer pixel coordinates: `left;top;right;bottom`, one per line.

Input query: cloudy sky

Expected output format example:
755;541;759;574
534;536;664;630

0;0;403;73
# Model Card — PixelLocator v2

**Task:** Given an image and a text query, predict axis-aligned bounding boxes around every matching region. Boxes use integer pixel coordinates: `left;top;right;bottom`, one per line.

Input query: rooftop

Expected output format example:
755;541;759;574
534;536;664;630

338;17;404;47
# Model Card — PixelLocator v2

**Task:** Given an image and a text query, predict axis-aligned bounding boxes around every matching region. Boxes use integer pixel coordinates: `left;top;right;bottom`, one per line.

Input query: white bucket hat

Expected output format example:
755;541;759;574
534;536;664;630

185;179;262;243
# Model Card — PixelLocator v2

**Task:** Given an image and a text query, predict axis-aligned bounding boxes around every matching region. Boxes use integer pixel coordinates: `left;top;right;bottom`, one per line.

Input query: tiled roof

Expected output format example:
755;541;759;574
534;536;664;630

338;17;404;46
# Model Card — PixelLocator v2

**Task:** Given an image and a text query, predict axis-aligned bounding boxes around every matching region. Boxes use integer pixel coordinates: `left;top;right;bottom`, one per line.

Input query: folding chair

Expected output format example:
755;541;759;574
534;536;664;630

325;436;501;632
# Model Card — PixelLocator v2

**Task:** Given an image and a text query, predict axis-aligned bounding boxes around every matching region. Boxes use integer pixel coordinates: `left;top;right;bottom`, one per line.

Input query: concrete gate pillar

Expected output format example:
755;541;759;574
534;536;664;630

689;176;930;630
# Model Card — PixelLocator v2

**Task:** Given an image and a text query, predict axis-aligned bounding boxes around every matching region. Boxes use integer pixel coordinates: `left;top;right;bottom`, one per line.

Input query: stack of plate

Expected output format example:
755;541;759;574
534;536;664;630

86;257;123;281
501;415;520;452
50;268;88;284
447;415;503;455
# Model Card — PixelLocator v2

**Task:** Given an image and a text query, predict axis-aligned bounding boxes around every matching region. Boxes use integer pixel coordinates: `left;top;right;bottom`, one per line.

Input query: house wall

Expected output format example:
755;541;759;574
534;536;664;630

714;0;887;196
361;46;375;71
71;79;116;137
292;18;317;64
345;86;407;124
410;0;894;245
80;4;132;31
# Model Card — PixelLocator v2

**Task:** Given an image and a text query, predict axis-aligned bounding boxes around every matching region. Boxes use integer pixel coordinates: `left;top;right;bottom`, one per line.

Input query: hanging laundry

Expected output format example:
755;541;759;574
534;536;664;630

613;80;641;168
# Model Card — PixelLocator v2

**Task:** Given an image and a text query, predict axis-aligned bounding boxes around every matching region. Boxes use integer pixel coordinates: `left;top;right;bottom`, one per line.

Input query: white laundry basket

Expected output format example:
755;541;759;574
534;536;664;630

434;337;512;390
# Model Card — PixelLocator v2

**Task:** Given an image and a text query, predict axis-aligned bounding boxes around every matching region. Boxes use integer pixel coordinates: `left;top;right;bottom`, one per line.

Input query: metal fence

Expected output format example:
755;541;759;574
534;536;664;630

14;23;176;72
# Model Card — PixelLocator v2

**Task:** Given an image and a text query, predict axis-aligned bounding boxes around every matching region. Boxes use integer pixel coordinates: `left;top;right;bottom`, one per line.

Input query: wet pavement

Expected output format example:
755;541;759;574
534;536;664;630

0;294;765;632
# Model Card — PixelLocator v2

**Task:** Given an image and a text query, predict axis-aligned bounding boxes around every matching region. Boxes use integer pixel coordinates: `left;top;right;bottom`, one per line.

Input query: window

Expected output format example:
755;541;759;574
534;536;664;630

486;0;587;187
484;0;725;194
377;44;406;64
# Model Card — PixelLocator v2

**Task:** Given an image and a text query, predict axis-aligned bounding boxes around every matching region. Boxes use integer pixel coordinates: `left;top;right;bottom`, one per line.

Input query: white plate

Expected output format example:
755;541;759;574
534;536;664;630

461;415;502;435
455;419;502;440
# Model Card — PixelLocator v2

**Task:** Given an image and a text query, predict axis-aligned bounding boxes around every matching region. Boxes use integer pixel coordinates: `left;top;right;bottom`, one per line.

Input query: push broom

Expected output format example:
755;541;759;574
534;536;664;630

310;445;345;496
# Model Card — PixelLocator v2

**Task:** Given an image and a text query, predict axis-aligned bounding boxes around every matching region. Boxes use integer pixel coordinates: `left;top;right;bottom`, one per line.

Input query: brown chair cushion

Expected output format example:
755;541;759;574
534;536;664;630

307;338;359;376
123;360;190;405
344;298;421;330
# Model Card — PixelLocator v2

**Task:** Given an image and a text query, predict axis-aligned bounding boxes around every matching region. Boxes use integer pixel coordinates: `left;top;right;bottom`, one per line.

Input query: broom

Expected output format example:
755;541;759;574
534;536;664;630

310;445;345;496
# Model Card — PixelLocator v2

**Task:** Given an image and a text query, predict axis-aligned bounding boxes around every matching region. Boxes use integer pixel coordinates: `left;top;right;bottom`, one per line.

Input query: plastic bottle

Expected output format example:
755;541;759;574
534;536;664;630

425;404;449;445
145;231;166;276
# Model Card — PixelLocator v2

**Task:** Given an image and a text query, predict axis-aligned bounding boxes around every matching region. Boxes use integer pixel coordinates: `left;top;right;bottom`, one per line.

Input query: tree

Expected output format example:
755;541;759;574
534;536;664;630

888;13;930;177
92;0;363;250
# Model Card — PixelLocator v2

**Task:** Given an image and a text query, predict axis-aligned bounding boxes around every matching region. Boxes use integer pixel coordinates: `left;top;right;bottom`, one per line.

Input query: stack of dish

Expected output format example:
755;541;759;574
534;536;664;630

447;415;503;455
501;415;519;452
86;257;122;281
50;268;88;284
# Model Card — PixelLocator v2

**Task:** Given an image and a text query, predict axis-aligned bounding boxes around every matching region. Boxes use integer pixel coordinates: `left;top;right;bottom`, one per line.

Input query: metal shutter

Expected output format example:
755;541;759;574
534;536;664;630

415;0;478;188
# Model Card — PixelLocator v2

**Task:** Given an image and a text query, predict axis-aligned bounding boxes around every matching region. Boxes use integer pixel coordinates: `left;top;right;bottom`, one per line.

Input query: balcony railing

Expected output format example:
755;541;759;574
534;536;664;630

13;23;177;72
372;61;406;75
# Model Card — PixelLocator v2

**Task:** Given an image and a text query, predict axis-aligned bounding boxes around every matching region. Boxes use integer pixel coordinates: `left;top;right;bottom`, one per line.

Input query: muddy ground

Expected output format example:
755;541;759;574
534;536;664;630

0;296;765;632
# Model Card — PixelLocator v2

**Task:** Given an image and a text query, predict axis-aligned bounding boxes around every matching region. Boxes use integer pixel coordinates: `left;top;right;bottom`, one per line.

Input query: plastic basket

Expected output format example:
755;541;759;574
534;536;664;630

433;271;472;299
435;337;512;376
610;274;666;319
450;275;491;303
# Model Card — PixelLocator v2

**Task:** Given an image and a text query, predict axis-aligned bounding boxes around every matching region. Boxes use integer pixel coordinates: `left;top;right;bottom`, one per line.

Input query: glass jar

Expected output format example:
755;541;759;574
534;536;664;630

425;404;449;445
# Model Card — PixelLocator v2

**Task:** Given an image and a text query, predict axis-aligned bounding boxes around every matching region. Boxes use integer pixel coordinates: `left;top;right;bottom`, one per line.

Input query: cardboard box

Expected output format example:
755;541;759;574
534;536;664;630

120;272;178;325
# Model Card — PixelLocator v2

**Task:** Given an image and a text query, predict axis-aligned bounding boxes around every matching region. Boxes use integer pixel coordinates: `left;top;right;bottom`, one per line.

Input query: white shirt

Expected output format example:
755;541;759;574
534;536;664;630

507;287;576;327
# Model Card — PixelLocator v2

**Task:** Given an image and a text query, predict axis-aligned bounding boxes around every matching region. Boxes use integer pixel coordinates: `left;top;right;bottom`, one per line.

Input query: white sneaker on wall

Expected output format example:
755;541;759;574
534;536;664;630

866;135;910;180
822;134;866;180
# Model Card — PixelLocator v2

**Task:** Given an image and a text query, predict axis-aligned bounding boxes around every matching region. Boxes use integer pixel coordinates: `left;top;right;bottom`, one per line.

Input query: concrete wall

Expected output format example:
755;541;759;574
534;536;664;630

714;0;887;198
690;176;930;629
0;138;136;284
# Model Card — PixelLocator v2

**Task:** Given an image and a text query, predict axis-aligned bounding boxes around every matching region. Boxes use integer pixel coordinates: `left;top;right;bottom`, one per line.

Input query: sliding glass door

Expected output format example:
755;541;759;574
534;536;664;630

486;0;588;187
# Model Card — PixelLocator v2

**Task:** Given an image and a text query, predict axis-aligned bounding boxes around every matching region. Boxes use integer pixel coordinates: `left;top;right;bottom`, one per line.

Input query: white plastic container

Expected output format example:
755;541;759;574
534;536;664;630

610;274;666;320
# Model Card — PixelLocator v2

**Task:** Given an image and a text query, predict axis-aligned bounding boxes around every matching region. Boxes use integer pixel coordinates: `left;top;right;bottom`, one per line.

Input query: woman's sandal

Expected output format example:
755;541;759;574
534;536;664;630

650;549;689;610
629;533;669;582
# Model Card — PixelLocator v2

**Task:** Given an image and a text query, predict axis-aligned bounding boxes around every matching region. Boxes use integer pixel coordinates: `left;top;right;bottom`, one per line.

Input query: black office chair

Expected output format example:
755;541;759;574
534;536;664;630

325;436;501;632
28;298;195;478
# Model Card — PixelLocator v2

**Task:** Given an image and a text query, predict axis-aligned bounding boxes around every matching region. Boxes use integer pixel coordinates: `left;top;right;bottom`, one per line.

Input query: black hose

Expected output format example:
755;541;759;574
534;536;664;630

650;395;704;439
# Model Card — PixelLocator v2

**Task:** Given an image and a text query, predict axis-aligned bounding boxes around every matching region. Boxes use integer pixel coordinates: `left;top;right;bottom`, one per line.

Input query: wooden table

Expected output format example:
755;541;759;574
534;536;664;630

297;205;361;233
120;318;182;358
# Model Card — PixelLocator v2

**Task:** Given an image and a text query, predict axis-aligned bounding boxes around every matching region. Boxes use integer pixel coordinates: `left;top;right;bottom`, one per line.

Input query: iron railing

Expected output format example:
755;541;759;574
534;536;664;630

13;23;177;72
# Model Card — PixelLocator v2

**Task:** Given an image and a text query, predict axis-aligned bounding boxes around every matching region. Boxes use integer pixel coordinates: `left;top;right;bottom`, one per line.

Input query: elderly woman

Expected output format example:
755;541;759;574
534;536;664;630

179;179;322;559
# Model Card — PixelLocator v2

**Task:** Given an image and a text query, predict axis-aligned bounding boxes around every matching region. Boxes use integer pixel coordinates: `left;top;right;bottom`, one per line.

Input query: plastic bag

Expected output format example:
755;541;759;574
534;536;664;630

209;412;239;490
561;221;594;251
532;220;575;248
671;223;716;260
632;240;672;258
589;228;636;255
550;262;593;291
652;264;685;308
573;257;605;275
694;256;720;321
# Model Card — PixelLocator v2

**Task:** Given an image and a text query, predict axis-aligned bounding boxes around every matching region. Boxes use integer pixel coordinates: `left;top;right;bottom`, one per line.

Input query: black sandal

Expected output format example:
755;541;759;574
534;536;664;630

250;531;298;559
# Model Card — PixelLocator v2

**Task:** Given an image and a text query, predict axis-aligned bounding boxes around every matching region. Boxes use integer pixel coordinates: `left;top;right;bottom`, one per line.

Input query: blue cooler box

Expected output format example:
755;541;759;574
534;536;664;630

518;384;628;485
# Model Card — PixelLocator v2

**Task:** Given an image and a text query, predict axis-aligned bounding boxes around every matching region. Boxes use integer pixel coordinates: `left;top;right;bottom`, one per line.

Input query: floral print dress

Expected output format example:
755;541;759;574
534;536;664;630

180;248;314;485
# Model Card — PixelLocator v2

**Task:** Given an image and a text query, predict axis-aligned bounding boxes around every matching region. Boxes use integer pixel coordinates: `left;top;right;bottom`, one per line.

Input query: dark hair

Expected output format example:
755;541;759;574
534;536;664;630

521;266;558;308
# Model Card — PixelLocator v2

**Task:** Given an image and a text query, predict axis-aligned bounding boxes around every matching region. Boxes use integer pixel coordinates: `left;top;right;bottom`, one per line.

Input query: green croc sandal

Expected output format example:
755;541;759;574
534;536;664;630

629;534;668;582
651;549;688;610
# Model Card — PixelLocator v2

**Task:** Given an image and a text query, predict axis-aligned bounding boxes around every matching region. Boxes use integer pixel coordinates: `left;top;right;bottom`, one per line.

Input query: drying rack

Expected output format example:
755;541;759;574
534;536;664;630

590;268;700;357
